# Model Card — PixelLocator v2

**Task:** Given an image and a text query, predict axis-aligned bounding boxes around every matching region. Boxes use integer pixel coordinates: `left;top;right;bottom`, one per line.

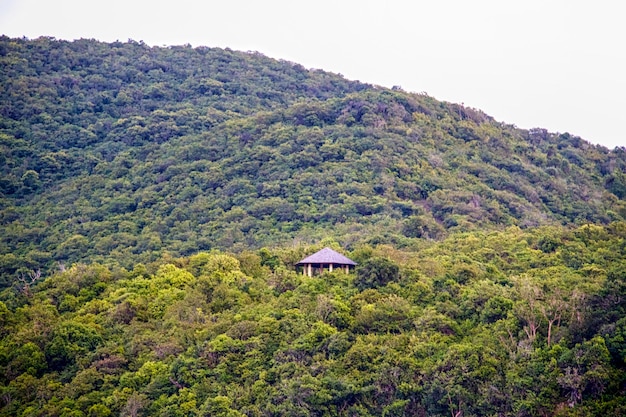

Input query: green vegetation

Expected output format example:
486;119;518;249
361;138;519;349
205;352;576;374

1;36;626;415
1;37;625;282
1;225;626;416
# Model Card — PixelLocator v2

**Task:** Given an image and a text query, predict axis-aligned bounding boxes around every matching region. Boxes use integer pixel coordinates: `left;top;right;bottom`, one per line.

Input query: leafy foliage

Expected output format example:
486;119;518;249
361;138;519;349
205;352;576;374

0;224;625;416
2;36;626;416
1;37;626;282
354;257;400;290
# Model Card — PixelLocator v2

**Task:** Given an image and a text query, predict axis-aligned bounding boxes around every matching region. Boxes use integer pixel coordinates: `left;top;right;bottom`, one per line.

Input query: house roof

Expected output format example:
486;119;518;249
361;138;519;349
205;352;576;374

296;247;357;266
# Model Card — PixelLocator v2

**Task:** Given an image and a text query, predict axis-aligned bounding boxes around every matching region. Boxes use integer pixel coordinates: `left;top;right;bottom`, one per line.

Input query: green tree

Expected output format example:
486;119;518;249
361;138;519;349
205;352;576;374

354;257;400;290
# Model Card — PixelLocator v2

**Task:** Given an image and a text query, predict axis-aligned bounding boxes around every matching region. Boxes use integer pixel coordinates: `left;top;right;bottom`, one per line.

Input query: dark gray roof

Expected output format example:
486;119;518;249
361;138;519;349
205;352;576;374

296;247;357;266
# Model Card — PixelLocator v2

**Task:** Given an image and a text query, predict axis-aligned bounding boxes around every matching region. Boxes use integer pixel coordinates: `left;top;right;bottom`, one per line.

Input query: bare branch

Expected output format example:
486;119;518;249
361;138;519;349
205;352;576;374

15;269;42;297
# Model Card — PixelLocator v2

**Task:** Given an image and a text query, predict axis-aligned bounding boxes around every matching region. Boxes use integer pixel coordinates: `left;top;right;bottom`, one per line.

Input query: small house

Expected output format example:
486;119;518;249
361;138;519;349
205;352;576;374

296;247;357;277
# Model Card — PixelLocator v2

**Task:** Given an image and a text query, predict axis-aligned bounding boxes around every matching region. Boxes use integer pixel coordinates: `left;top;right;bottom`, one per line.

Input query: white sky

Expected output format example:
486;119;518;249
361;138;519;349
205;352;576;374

1;0;624;149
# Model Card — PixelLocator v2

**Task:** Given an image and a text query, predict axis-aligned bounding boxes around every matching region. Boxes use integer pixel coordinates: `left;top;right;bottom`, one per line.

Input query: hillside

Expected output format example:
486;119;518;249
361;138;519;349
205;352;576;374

2;225;626;416
1;37;626;281
1;36;626;417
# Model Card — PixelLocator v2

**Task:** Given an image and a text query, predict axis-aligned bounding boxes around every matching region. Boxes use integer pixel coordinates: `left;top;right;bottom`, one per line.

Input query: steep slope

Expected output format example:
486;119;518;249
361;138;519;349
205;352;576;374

1;36;626;280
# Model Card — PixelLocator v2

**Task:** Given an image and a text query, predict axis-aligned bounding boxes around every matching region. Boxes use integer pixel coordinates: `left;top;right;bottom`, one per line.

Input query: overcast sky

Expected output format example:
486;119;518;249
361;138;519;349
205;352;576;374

1;0;624;149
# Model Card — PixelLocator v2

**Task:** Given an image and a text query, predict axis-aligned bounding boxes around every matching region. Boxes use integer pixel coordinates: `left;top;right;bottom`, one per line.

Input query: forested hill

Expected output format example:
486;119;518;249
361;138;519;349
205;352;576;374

1;36;626;279
2;36;626;417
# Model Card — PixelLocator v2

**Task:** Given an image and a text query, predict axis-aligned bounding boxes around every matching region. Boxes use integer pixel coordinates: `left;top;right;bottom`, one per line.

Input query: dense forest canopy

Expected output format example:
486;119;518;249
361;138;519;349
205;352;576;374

1;36;626;416
2;225;626;416
1;36;625;279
